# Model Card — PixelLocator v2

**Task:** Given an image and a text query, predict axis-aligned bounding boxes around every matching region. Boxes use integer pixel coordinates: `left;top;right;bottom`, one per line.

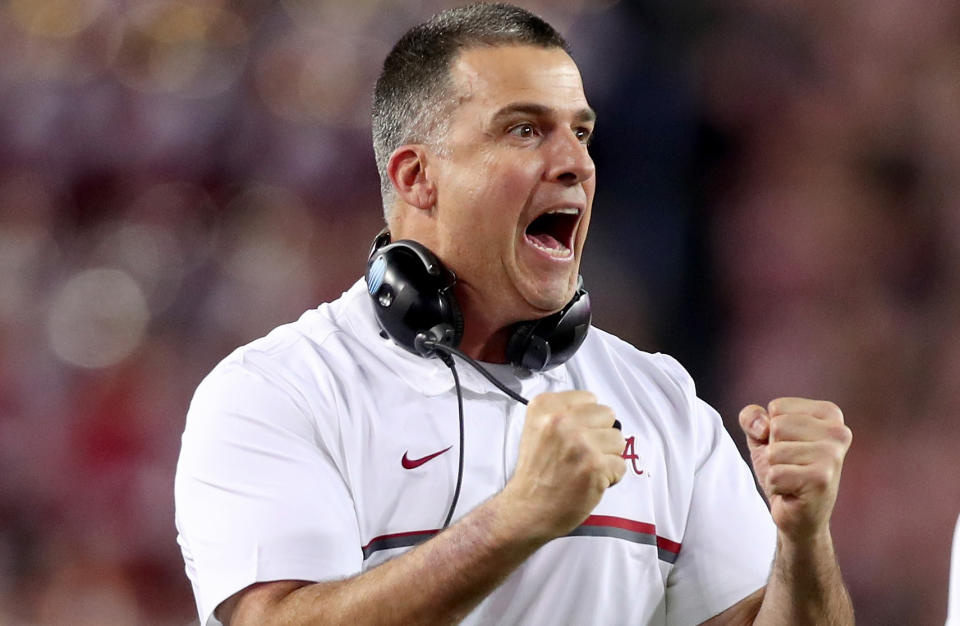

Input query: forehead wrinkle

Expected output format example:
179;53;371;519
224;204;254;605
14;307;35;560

490;102;597;124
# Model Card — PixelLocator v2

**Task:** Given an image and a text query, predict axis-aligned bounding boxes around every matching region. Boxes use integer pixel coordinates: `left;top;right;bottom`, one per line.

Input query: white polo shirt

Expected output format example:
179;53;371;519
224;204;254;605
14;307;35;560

949;514;960;626
175;279;776;626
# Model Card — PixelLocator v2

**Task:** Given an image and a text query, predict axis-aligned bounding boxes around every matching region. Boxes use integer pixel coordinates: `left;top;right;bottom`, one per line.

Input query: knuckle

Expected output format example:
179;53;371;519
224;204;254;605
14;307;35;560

829;441;848;465
823;401;844;423
768;416;785;440
768;397;800;416
605;456;627;485
767;464;786;486
766;441;784;464
570;430;595;458
812;440;846;468
839;424;853;447
572;390;597;405
809;466;831;490
541;411;567;436
528;393;552;410
826;423;852;447
813;441;835;460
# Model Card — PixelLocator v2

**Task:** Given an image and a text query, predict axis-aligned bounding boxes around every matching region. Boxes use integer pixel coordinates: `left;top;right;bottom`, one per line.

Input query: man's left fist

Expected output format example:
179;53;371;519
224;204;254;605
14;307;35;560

738;398;853;541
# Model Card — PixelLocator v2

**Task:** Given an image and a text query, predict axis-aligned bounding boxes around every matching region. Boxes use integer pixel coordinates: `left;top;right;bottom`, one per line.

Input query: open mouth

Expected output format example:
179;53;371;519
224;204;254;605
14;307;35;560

524;208;580;258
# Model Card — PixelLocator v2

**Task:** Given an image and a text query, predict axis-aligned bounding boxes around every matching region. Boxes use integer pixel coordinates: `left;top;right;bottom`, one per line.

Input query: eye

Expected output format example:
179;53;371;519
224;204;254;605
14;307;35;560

575;126;594;145
509;123;538;139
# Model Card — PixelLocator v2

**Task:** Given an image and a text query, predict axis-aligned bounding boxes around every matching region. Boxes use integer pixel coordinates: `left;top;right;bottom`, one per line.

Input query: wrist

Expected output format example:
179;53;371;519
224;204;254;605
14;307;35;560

774;526;839;585
777;526;834;556
488;483;557;548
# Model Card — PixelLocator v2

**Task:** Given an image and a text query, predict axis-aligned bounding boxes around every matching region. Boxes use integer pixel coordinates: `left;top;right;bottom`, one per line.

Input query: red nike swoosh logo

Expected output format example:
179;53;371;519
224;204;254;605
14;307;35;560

401;446;453;469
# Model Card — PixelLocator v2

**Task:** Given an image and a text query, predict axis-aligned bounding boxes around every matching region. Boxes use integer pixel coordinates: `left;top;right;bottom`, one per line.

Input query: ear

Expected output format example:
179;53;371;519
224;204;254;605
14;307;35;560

387;146;436;211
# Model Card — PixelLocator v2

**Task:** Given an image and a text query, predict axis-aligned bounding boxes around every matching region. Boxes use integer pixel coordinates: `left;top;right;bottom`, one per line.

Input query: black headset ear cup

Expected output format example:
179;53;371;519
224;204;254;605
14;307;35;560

505;321;538;368
505;282;591;371
366;235;463;357
449;292;464;345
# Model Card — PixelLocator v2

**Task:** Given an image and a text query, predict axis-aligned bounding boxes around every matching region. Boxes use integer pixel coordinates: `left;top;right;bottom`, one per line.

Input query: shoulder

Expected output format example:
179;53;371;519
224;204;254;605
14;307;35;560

569;326;719;442
575;326;698;398
188;281;375;429
203;280;369;386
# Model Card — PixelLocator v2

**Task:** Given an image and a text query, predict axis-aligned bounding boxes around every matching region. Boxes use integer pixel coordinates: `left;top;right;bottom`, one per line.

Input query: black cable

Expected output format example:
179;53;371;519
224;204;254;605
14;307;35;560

432;342;527;528
426;342;529;405
438;353;465;529
430;341;619;527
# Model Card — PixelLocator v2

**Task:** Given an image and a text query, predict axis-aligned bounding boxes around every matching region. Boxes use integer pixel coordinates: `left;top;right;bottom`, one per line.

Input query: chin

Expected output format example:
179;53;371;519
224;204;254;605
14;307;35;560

520;280;577;317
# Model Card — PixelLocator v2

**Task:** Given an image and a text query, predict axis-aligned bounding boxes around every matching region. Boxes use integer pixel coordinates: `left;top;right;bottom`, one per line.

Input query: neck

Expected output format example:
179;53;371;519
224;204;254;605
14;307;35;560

458;322;513;363
454;284;522;363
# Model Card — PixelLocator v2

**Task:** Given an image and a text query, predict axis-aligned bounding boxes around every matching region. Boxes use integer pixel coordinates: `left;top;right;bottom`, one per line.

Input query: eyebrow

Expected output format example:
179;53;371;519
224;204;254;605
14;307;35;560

490;102;597;125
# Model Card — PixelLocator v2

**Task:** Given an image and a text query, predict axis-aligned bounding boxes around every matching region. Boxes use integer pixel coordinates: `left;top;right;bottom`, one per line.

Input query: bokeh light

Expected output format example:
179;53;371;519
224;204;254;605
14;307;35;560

5;0;106;39
113;1;248;97
46;268;150;369
0;0;120;83
254;31;379;126
219;183;316;284
0;1;958;623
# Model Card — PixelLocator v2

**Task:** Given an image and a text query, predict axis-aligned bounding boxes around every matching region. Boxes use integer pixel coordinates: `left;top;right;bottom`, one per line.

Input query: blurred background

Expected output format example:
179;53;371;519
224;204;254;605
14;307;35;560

0;0;958;623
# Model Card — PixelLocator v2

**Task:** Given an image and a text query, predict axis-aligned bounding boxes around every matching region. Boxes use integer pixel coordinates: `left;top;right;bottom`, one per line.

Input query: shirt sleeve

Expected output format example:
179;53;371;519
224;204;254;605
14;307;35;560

948;514;960;626
658;357;777;626
174;359;361;626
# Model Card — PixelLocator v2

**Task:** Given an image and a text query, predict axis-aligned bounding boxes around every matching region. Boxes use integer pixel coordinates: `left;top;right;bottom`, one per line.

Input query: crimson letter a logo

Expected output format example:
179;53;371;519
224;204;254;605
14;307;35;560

622;436;644;475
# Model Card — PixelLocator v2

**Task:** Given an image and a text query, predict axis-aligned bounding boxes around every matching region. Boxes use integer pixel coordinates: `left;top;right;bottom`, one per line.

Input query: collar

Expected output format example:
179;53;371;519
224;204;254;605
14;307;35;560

339;278;569;398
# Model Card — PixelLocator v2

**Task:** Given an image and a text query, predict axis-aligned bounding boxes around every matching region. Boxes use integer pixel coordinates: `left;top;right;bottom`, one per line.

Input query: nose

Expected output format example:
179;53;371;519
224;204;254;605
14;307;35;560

545;129;595;186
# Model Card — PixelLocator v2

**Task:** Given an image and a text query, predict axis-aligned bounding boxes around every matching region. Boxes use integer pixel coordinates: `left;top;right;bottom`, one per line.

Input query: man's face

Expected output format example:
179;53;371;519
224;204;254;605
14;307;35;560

424;44;596;324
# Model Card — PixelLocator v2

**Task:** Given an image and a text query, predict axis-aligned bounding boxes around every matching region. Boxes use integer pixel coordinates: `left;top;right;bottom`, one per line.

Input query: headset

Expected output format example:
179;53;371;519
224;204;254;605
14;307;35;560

365;228;593;529
366;228;591;372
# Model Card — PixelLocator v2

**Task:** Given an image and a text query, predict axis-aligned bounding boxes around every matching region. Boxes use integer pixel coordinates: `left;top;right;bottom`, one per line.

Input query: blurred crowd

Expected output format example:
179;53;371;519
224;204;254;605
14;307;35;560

0;0;957;623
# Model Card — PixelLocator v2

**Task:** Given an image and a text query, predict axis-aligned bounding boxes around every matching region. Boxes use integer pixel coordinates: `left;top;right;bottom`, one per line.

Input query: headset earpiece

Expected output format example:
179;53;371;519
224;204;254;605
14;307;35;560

366;230;588;370
505;278;591;371
366;232;462;358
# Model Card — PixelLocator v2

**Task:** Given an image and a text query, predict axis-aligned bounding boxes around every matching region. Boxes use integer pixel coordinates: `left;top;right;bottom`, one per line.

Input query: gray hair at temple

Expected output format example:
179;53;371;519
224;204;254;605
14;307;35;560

371;3;569;223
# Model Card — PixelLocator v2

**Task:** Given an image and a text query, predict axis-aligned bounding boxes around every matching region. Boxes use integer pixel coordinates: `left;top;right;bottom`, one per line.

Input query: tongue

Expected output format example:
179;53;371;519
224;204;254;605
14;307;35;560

527;232;562;250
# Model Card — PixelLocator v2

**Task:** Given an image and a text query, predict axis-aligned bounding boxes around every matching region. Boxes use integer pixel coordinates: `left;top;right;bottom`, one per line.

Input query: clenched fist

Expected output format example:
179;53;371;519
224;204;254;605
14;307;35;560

500;391;626;542
739;398;853;542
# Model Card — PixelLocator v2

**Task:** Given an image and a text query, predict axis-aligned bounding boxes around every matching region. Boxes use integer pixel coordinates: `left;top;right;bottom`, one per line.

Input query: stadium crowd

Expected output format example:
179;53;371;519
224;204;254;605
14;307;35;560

0;0;958;623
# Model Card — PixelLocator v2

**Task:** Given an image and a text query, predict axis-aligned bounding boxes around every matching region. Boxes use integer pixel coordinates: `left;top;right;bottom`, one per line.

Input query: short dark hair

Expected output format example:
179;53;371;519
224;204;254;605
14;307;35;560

372;3;568;219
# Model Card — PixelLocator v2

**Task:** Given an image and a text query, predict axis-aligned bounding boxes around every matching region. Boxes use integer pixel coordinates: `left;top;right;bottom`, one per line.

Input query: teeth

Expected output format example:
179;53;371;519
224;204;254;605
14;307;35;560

527;236;572;258
548;207;580;215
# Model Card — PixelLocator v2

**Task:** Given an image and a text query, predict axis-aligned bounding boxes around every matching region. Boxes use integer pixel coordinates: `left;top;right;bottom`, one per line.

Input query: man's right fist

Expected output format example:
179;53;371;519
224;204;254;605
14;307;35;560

501;391;626;542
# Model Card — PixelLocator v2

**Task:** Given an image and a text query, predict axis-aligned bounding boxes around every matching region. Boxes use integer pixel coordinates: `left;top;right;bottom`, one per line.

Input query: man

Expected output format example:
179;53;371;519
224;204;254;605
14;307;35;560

175;4;854;624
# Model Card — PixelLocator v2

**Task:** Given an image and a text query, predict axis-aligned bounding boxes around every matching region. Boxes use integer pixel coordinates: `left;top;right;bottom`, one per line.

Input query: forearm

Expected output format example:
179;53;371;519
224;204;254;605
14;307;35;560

753;530;854;625
226;493;546;626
